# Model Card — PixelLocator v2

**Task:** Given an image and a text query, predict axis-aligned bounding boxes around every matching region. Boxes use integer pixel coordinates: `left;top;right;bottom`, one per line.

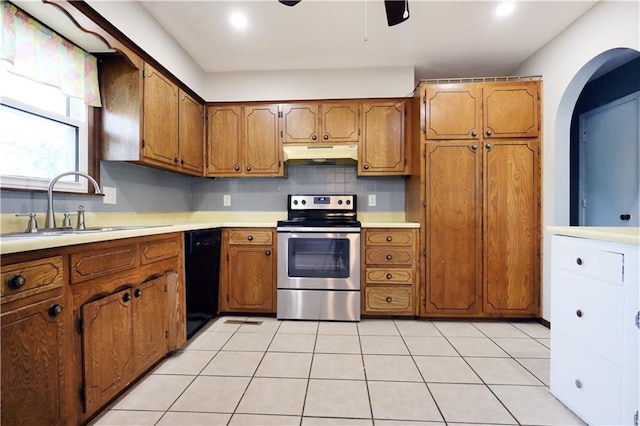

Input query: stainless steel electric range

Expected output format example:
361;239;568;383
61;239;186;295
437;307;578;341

276;194;361;321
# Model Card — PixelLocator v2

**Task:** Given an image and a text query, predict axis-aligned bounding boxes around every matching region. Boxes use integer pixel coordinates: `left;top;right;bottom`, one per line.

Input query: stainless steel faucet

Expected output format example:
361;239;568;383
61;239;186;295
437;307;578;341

45;171;102;229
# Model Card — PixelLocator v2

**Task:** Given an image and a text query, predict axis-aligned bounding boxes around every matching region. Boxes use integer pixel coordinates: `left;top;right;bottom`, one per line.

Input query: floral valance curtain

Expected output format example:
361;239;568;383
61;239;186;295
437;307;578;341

0;1;101;107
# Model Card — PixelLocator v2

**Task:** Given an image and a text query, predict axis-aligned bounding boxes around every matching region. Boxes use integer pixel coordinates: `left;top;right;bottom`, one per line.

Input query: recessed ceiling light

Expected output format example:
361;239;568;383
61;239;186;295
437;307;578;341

229;12;248;30
495;1;516;18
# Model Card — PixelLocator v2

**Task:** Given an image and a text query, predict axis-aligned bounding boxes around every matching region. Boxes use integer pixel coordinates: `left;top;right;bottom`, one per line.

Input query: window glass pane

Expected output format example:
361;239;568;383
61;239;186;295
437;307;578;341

288;238;350;278
0;104;77;180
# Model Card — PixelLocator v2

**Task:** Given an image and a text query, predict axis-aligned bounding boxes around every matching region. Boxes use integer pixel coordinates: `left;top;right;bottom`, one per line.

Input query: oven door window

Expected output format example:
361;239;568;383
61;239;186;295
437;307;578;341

288;238;350;278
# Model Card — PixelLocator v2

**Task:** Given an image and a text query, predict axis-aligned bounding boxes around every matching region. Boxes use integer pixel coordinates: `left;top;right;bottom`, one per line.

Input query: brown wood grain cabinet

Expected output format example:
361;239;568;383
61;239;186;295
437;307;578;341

281;101;360;144
361;228;418;316
100;55;205;176
207;104;284;177
359;100;409;175
1;232;186;425
220;228;276;313
416;78;541;318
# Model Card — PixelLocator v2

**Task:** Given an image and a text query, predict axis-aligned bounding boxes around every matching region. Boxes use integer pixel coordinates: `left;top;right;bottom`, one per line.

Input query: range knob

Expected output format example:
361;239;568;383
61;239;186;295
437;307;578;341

293;200;299;205
338;200;343;205
301;200;306;205
346;200;351;205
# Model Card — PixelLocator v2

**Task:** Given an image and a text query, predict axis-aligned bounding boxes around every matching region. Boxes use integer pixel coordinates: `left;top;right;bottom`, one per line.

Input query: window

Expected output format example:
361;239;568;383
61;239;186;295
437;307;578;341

0;66;89;192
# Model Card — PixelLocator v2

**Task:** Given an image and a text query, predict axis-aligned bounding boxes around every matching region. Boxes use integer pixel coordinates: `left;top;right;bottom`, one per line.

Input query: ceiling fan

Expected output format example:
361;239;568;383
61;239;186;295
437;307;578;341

277;0;410;27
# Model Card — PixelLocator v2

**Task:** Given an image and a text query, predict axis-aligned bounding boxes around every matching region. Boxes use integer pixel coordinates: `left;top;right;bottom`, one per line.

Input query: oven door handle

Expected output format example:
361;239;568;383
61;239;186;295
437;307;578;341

277;226;361;233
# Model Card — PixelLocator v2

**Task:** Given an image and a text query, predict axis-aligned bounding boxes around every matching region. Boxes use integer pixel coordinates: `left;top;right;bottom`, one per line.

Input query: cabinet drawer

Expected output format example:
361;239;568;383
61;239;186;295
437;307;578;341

365;247;414;266
551;334;623;426
71;243;138;284
365;268;413;285
551;268;624;364
365;230;414;246
140;237;181;265
1;256;64;303
365;286;413;312
553;236;624;283
227;229;273;245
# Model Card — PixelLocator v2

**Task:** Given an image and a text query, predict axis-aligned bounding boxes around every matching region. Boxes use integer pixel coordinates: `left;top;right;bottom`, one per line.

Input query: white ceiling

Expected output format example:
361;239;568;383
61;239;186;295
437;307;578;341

138;0;598;79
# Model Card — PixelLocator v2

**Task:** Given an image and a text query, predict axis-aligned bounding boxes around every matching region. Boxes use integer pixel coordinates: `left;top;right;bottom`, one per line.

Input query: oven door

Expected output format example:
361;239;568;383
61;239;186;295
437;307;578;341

277;230;360;290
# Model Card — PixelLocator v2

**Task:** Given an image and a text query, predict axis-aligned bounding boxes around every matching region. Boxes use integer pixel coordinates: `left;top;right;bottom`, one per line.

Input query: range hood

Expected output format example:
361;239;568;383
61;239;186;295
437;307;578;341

283;144;358;165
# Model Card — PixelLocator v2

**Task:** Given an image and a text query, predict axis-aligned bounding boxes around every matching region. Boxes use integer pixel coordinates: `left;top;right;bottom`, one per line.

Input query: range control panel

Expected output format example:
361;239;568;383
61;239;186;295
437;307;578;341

289;194;356;211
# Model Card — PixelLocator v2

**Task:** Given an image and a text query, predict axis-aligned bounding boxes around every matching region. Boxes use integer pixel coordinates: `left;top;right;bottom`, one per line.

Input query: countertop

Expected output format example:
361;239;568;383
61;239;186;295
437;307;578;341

547;226;640;246
0;211;420;255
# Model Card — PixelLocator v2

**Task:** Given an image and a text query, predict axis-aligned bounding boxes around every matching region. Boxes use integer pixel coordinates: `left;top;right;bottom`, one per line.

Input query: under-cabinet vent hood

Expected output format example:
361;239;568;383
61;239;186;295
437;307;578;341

283;144;358;165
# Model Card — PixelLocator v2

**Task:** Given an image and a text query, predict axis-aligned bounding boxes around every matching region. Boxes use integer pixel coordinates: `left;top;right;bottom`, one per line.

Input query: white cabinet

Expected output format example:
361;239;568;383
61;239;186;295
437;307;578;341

550;233;639;425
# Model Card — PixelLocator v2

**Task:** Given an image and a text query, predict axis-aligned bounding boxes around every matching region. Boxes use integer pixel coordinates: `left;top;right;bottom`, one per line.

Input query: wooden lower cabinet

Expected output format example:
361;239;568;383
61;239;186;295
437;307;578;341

220;228;276;313
361;228;418;316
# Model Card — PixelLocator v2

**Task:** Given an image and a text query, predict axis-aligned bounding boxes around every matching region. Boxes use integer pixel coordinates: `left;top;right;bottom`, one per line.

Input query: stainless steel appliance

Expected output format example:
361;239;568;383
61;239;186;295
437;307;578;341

277;194;361;321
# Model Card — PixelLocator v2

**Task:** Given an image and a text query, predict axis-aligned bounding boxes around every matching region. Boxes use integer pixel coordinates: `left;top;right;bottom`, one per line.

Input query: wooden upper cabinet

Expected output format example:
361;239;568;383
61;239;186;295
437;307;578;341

359;101;407;175
483;82;539;138
425;84;481;140
142;63;180;168
178;89;204;175
281;101;360;144
244;104;283;176
207;105;242;176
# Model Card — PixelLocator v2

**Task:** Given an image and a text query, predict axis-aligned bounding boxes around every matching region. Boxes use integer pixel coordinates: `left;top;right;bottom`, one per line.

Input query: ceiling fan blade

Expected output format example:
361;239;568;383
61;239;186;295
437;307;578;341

384;0;410;26
278;0;302;6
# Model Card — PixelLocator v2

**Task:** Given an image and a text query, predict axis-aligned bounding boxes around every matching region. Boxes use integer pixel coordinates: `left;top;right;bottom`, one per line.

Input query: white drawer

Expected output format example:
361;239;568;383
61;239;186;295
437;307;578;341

551;268;625;364
552;235;624;283
550;334;624;426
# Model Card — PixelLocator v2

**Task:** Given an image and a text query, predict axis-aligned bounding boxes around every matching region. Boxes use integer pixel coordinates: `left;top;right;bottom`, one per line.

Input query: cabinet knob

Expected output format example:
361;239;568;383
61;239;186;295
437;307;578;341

386;254;392;260
265;250;271;256
363;164;369;170
471;144;478;151
485;143;492;150
574;379;583;389
486;129;493;137
576;257;583;266
386;273;393;280
180;159;184;165
48;303;63;317
471;130;478;137
247;235;253;241
134;288;143;298
386;296;393;303
311;135;317;141
386;236;392;242
7;274;26;289
234;165;240;171
173;156;179;163
246;165;252;172
323;134;329;140
122;292;131;303
576;309;583;318
620;214;631;221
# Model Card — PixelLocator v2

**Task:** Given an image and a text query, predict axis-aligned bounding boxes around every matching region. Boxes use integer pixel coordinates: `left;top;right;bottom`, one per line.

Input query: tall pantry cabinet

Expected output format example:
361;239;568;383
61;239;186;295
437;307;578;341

409;78;541;318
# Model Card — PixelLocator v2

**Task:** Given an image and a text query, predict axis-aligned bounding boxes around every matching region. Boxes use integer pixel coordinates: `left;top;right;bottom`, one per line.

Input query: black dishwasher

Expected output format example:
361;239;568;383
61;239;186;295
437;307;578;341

184;228;221;339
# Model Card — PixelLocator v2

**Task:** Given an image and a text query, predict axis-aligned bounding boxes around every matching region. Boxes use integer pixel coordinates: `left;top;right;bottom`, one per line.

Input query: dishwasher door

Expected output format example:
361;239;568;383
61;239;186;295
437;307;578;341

185;228;221;339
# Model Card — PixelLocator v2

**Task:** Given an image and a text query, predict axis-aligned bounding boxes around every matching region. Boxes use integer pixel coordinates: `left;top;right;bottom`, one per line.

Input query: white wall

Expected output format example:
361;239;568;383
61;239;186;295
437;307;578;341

512;1;640;320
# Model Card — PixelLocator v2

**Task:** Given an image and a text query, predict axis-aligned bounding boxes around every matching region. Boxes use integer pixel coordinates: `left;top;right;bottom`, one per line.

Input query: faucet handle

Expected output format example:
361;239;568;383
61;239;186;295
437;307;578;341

16;213;38;233
76;205;86;230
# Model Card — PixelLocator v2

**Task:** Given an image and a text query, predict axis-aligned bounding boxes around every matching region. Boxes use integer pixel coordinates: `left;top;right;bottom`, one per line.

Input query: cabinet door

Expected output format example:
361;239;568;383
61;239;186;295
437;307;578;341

483;82;539;138
82;289;134;415
207;106;242;176
133;276;167;374
483;140;540;315
142;63;179;168
178;89;204;175
225;245;275;312
424;142;482;315
1;296;66;425
244;105;283;176
281;103;319;143
360;101;406;175
321;103;360;143
424;84;481;140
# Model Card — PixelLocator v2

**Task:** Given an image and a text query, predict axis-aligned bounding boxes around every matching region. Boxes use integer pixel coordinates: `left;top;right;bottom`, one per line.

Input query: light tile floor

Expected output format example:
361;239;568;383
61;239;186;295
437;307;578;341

92;317;585;426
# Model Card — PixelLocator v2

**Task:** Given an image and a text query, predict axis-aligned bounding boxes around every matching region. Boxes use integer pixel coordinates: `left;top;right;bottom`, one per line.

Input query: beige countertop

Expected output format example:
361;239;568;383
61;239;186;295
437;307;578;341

0;211;420;255
547;226;640;246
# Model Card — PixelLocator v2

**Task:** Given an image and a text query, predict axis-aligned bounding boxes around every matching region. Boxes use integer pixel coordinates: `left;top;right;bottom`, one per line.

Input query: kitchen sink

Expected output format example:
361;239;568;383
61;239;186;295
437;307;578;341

1;225;170;239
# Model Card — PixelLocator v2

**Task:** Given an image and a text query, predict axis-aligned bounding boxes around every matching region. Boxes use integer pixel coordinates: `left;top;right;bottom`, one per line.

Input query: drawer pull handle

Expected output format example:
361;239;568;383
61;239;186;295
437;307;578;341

576;257;583;266
48;303;63;317
247;235;253;241
386;296;393;303
386;273;393;279
386;236;392;242
386;254;392;260
576;309;583;318
7;274;26;289
575;379;583;389
265;250;271;256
